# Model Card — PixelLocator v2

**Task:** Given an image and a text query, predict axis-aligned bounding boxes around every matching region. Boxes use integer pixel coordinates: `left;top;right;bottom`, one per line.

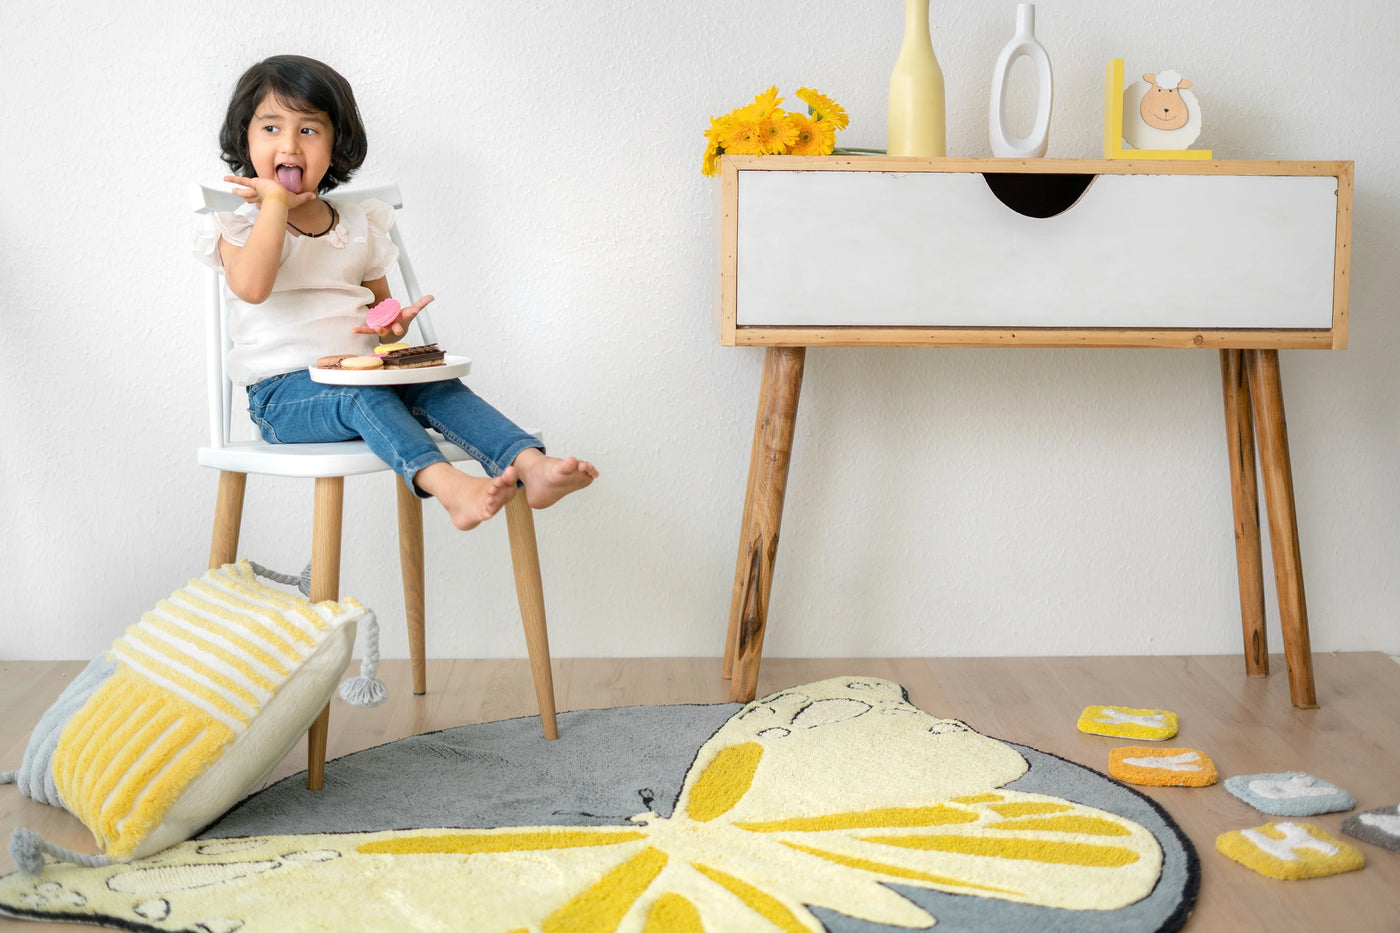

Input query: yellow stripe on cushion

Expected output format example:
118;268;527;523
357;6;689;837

691;862;808;933
541;847;668;933
110;644;251;730
53;675;163;822
187;577;320;645
864;833;1141;867
738;805;979;833
686;742;763;822
104;723;230;859
58;689;166;827
58;673;186;828
79;708;183;833
213;559;359;631
210;575;328;634
206;563;343;635
93;717;206;847
113;636;255;718
162;595;301;665
49;682;134;817
953;793;1004;804
781;841;1019;895
150;605;289;677
120;626;265;710
185;582;318;652
139;613;279;692
53;669;234;858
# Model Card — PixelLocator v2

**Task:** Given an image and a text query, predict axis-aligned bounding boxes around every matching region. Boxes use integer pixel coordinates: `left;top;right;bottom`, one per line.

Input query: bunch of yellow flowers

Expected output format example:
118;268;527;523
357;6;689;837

702;86;849;176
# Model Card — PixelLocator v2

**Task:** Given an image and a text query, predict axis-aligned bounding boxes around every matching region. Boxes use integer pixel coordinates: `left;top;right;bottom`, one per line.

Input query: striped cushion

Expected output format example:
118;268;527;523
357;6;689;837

49;560;365;860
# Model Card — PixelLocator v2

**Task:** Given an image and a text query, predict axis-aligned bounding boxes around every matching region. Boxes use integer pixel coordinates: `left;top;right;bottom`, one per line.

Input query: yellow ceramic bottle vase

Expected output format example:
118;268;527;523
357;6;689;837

888;0;946;157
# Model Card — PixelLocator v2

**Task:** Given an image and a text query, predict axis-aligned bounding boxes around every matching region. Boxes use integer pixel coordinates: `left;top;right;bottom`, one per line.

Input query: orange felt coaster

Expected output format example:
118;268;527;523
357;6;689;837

1108;746;1218;787
1216;821;1365;880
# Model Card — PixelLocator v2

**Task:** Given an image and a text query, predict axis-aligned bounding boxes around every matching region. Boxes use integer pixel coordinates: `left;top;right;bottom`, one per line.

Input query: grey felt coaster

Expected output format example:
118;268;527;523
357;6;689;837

1223;771;1354;816
1340;804;1400;853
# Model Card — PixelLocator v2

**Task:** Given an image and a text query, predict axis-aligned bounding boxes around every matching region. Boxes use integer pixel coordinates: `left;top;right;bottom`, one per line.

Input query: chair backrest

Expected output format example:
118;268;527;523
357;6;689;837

190;182;437;449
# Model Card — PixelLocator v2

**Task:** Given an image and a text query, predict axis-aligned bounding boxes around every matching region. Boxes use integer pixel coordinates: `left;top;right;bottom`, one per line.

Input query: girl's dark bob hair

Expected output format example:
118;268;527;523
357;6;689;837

219;55;367;193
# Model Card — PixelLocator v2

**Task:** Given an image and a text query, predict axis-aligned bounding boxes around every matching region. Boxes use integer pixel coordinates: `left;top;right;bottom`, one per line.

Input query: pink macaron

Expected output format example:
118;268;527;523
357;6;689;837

365;298;401;329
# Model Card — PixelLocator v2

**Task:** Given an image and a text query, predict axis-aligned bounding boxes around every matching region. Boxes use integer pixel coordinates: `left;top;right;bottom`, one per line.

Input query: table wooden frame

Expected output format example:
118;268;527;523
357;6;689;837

716;156;1353;709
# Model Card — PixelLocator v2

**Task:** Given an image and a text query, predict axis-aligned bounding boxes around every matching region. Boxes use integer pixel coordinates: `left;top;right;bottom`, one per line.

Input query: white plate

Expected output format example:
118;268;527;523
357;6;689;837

309;354;472;386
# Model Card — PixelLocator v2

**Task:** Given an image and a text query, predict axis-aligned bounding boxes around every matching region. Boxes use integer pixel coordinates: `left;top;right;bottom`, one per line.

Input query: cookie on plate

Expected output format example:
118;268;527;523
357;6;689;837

341;355;384;371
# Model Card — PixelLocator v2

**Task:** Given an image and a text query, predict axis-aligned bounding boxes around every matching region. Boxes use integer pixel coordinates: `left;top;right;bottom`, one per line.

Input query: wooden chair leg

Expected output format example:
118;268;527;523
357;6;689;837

209;471;247;569
730;347;806;703
504;495;559;740
1219;350;1268;676
307;476;345;789
1244;350;1318;709
396;481;428;695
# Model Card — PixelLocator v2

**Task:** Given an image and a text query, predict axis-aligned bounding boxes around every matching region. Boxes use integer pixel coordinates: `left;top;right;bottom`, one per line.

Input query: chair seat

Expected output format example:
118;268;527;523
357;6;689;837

198;438;473;478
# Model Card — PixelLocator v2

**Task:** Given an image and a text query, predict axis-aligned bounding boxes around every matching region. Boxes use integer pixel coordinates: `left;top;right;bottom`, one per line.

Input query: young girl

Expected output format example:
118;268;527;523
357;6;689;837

197;55;596;530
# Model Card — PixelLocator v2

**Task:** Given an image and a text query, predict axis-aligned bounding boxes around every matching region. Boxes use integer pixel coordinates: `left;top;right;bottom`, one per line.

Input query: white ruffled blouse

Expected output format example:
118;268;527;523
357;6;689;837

194;198;399;386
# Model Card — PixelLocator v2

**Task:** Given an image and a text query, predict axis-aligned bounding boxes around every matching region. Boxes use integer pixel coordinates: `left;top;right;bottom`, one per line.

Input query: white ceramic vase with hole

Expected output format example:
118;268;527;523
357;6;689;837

988;3;1052;158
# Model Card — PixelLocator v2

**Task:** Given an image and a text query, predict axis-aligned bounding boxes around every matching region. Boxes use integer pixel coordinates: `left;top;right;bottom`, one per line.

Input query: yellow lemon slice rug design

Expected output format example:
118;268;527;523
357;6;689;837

0;677;1198;932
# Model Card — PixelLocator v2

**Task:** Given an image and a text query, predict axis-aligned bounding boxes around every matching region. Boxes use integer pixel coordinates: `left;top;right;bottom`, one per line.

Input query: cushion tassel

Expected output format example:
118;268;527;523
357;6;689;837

338;610;388;708
246;560;311;597
246;560;383;705
9;827;112;875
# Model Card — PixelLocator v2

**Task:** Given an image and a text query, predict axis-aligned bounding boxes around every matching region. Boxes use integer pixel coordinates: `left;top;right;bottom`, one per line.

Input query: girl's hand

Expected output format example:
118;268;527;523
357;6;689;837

353;294;435;341
224;175;317;212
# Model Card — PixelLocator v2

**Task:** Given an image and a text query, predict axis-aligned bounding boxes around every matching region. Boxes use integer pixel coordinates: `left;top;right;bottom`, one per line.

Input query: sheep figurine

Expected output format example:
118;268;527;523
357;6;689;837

1121;69;1202;150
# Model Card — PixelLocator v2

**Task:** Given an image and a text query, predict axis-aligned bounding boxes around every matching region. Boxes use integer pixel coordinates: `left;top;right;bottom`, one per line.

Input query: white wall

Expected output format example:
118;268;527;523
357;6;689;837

2;0;1397;664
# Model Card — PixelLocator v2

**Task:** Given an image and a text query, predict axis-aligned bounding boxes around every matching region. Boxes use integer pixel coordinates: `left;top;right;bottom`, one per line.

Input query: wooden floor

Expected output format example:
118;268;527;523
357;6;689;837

2;653;1397;931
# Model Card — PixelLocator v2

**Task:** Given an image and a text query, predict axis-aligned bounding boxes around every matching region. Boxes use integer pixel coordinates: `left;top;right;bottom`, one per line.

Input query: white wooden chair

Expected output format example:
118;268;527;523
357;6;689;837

192;183;558;790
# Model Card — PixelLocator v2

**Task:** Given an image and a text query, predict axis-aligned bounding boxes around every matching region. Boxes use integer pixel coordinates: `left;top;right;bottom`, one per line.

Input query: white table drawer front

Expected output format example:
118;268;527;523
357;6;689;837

735;170;1340;330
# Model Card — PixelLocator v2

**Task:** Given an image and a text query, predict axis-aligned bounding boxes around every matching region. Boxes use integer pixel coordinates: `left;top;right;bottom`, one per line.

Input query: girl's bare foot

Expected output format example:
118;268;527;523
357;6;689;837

513;449;598;509
415;462;518;530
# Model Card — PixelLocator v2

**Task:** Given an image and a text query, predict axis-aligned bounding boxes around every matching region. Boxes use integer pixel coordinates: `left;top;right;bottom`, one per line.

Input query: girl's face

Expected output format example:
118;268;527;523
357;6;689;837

245;91;333;196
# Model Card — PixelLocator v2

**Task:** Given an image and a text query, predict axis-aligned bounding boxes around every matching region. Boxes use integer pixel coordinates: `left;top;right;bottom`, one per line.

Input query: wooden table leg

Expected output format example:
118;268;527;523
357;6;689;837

1244;349;1318;709
725;347;781;680
727;347;806;703
307;476;345;789
1219;350;1268;677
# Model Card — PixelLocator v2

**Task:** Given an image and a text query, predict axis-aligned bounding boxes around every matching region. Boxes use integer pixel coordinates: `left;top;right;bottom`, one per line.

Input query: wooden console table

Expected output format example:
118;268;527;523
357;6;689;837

716;156;1352;709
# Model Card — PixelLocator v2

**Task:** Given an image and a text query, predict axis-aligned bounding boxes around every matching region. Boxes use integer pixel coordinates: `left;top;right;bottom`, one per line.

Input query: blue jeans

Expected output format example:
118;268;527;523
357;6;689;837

246;371;542;496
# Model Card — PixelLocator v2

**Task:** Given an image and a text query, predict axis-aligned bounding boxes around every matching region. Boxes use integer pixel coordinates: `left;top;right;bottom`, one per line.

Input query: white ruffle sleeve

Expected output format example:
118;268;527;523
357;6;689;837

192;206;258;270
359;199;400;281
358;199;400;281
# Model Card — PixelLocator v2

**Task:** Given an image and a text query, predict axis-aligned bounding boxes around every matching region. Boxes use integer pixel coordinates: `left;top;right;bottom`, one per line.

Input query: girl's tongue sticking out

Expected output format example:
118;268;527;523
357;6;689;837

275;165;304;194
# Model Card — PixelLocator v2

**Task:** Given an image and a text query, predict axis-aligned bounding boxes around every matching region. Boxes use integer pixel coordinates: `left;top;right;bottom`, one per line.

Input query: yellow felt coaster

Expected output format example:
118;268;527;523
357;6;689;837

1216;822;1365;880
1108;746;1217;787
1078;705;1179;741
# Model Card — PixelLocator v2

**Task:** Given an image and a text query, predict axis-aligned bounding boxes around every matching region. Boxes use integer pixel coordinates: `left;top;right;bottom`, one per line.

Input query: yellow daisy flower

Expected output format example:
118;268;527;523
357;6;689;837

736;86;783;122
702;140;723;177
702;115;730;176
722;121;765;156
796;87;849;130
757;112;800;155
786;112;837;156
